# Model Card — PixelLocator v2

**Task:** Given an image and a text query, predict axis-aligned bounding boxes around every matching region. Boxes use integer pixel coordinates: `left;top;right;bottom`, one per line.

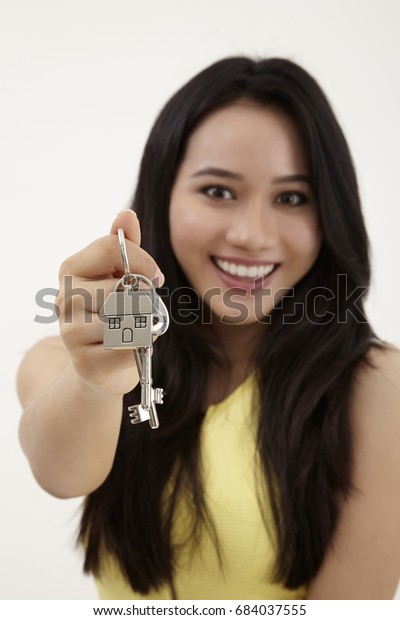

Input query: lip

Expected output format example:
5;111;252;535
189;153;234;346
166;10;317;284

211;256;280;292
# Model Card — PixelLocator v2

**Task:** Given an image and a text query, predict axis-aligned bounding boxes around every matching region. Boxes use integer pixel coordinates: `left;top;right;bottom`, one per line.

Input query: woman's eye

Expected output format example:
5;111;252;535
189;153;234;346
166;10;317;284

276;191;307;207
202;185;235;200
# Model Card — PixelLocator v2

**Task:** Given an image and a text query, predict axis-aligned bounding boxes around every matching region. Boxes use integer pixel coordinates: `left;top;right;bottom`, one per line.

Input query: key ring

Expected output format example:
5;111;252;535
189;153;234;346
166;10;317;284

118;227;138;288
118;227;130;278
115;227;169;337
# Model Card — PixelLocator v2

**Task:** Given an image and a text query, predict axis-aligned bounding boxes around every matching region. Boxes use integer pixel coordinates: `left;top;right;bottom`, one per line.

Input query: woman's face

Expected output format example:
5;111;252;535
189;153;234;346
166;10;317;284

169;100;322;325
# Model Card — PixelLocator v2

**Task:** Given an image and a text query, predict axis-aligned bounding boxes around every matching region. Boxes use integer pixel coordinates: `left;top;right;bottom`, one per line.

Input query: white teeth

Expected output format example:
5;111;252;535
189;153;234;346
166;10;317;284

215;258;276;279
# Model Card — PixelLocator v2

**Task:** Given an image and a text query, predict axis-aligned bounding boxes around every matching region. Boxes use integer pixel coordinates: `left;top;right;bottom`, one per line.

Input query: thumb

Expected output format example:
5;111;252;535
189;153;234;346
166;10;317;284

110;209;141;246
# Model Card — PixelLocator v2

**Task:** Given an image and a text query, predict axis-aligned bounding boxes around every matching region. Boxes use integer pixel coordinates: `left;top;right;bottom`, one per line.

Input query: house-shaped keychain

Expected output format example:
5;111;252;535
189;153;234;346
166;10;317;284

101;287;154;349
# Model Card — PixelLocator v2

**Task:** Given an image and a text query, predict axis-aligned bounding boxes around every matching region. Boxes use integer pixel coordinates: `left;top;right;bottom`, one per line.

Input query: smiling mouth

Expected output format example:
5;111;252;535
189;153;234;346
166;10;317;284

211;256;279;281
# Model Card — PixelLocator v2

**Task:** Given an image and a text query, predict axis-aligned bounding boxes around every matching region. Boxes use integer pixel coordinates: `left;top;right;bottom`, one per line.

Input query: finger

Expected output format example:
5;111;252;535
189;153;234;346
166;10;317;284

73;345;139;395
63;336;139;394
110;209;141;245
59;235;162;283
60;313;105;347
57;277;118;316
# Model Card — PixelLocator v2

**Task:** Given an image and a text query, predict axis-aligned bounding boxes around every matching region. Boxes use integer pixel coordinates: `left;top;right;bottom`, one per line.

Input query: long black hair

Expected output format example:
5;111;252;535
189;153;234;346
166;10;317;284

79;57;380;593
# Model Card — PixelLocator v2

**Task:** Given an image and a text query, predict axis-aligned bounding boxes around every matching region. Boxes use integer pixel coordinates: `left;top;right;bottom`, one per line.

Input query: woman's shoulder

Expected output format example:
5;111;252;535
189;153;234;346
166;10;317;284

350;342;400;476
346;342;400;593
351;342;400;424
365;340;400;376
307;342;400;599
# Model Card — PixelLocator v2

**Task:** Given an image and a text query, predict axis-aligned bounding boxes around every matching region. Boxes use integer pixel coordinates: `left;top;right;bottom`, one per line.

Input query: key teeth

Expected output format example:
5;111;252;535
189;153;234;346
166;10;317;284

129;410;142;425
127;389;165;427
128;404;150;424
153;388;165;404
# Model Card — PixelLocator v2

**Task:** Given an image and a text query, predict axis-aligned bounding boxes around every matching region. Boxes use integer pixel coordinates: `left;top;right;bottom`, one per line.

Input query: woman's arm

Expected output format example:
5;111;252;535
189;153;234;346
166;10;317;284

18;335;126;498
307;345;400;599
18;210;163;499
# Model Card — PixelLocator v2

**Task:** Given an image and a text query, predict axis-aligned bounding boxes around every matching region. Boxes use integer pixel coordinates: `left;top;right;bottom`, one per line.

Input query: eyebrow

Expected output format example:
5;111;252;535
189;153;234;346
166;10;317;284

191;167;243;180
272;174;311;185
190;167;311;185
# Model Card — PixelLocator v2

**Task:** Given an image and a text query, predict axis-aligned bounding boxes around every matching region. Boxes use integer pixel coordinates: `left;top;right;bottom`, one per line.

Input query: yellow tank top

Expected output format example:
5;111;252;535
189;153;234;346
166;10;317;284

95;374;306;600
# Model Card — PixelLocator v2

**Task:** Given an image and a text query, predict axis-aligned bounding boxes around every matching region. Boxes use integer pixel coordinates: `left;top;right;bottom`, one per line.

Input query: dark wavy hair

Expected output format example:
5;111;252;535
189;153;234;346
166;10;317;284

79;57;380;595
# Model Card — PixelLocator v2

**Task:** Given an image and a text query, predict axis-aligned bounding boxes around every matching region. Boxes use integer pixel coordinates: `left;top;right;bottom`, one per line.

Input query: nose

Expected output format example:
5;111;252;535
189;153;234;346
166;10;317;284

225;200;278;252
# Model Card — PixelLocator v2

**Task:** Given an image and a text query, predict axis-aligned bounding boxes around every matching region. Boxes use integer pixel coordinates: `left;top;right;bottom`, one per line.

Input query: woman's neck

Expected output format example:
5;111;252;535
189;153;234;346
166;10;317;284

204;318;267;406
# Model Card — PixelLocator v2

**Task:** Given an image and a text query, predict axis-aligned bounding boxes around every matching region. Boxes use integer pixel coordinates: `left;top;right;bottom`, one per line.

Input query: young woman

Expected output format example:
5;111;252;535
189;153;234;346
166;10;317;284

17;57;400;600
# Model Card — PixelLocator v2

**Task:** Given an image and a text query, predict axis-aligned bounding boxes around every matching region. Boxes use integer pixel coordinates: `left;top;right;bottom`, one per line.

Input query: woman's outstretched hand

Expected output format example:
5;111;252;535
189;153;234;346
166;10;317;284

18;210;165;497
56;210;164;397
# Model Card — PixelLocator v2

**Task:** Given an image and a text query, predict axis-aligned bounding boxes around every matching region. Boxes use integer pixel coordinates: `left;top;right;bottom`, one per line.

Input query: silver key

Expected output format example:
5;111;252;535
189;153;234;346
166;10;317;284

129;347;165;429
101;228;169;429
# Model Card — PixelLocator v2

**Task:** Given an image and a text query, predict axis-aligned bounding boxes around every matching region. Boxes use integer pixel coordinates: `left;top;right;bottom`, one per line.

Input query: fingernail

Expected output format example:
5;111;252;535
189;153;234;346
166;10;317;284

152;268;165;288
117;208;137;217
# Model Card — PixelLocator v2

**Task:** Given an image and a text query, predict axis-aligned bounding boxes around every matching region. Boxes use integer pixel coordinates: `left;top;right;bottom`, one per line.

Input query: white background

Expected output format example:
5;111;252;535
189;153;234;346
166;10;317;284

1;0;399;600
